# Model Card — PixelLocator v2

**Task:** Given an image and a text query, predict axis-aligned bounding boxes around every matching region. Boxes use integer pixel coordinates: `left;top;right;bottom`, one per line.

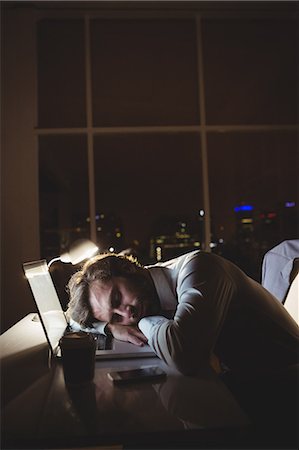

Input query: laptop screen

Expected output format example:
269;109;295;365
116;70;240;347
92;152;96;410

23;259;68;355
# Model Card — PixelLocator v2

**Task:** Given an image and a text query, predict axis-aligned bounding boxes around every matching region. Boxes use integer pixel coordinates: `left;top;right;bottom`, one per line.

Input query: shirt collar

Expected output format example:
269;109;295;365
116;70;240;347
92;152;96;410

148;266;177;311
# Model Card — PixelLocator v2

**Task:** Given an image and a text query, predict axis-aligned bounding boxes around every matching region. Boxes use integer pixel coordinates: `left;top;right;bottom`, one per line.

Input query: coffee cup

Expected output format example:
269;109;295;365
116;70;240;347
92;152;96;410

59;332;96;386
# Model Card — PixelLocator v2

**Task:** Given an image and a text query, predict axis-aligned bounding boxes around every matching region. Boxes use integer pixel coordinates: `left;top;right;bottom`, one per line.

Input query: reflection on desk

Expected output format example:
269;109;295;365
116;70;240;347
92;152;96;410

2;314;251;449
154;373;249;429
3;359;250;449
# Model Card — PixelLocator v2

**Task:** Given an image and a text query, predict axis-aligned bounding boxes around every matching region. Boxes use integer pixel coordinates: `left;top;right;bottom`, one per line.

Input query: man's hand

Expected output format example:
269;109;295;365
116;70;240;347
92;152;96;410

107;323;148;346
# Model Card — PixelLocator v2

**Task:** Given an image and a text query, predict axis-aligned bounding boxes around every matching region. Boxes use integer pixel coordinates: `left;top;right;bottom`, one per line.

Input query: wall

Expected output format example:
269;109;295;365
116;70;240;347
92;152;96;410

1;7;39;332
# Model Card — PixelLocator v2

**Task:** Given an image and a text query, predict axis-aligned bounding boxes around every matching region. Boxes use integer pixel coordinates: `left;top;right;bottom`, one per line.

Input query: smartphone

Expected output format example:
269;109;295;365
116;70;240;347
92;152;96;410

107;366;167;385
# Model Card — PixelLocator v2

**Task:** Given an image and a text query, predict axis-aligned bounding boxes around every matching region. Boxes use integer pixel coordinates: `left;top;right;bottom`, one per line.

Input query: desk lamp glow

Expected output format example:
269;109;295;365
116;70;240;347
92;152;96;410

48;239;99;268
24;239;99;279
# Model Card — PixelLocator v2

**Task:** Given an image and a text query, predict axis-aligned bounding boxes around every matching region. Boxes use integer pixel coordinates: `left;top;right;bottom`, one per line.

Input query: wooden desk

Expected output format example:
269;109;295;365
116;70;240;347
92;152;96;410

0;314;254;449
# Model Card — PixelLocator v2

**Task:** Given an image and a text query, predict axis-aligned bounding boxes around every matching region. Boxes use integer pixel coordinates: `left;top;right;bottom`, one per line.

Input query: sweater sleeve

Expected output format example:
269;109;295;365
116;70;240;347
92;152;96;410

139;253;235;375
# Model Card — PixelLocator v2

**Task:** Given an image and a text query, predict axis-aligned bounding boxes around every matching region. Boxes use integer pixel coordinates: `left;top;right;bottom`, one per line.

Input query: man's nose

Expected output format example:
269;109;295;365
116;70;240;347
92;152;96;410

114;305;133;319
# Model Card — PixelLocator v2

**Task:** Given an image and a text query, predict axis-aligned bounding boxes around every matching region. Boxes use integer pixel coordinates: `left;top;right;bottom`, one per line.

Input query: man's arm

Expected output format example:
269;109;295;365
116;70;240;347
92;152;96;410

70;317;148;345
139;254;235;375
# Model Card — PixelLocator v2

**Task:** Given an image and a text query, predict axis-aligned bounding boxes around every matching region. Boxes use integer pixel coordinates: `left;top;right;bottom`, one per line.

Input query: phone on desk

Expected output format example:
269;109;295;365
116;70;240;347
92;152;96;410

107;366;167;385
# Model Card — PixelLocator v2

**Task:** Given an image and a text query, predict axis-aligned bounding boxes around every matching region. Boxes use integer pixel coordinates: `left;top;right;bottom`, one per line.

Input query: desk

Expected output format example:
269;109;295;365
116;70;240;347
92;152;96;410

0;314;295;449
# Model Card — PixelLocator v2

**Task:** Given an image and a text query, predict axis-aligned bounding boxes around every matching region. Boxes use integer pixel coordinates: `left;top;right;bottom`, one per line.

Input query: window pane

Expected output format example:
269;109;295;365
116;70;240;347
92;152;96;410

208;131;298;280
94;133;203;263
203;19;297;125
37;19;86;128
91;19;199;126
39;134;89;260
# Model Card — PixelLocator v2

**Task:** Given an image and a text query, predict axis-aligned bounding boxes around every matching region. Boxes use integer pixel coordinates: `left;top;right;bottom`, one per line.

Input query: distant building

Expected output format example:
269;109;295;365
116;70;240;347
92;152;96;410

150;217;201;262
95;212;124;253
234;204;255;240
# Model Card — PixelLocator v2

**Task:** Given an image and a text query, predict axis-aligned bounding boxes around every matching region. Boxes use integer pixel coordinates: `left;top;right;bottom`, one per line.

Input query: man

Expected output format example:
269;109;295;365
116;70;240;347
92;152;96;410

67;250;299;376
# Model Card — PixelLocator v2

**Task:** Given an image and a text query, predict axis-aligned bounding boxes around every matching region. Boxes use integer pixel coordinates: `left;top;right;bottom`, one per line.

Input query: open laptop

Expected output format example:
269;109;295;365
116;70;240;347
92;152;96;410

23;259;156;359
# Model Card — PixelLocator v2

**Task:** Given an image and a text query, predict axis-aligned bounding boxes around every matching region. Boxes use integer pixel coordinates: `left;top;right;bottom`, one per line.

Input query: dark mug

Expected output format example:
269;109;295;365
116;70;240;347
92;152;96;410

59;332;96;386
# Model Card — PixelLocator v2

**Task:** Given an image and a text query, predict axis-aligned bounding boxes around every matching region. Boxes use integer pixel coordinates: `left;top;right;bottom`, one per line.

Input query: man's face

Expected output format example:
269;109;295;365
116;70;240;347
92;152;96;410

89;276;148;325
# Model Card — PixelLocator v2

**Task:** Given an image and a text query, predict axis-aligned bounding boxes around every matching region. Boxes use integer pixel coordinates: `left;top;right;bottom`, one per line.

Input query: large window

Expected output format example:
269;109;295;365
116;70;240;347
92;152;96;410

37;10;298;280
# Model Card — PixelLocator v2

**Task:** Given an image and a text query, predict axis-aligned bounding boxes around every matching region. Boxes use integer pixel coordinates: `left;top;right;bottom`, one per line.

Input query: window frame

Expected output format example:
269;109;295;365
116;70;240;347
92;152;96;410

35;7;299;259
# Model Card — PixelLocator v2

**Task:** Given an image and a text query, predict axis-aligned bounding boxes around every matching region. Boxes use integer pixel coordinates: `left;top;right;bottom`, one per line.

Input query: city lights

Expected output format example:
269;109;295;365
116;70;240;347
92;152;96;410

234;205;254;212
42;201;297;268
156;246;162;261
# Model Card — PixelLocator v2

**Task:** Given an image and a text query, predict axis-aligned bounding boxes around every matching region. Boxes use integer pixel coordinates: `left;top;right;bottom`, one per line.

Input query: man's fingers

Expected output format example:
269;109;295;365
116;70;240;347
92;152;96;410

108;323;148;346
128;328;148;345
127;335;145;346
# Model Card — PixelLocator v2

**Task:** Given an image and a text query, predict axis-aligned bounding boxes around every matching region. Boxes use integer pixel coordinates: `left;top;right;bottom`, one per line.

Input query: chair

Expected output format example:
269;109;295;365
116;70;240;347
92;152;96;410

261;239;299;302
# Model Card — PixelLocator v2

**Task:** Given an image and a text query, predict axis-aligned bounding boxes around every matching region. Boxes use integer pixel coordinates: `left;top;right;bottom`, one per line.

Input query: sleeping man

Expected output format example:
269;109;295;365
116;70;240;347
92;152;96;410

66;250;299;377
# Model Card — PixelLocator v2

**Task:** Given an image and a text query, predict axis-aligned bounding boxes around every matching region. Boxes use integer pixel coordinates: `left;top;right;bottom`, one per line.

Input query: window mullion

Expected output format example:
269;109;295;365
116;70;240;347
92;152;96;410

85;15;97;243
196;15;211;251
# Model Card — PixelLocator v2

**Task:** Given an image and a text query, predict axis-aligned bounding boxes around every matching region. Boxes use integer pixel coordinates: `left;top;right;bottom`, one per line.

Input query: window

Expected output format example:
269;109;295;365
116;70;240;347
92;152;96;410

37;11;298;280
93;132;202;262
202;19;297;125
37;19;86;128
39;134;89;256
208;131;298;279
91;19;199;126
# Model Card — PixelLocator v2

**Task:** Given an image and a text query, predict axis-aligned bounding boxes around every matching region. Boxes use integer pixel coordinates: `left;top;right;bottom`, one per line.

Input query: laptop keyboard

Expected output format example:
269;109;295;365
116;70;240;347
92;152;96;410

95;333;113;350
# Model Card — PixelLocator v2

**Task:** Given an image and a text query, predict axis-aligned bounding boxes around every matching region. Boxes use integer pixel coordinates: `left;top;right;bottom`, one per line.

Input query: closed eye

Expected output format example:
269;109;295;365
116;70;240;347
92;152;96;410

111;289;121;309
111;312;123;323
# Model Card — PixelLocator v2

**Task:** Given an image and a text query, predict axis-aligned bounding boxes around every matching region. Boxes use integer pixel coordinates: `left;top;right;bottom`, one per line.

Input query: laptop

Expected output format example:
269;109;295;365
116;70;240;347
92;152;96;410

23;259;156;359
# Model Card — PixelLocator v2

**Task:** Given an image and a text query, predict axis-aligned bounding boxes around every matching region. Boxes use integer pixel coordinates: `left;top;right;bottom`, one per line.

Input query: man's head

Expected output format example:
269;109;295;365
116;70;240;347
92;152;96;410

66;253;156;327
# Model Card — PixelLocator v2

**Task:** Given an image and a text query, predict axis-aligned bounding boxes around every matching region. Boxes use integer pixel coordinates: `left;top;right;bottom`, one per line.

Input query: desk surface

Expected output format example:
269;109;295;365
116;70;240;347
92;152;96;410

1;314;297;449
